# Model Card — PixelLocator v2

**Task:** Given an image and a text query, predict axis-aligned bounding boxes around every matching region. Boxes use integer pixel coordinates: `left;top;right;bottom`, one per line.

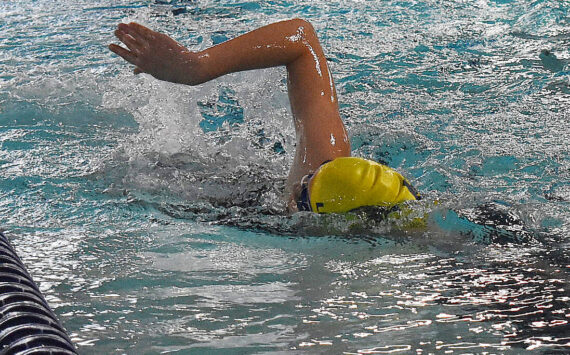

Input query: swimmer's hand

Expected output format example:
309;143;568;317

109;22;204;85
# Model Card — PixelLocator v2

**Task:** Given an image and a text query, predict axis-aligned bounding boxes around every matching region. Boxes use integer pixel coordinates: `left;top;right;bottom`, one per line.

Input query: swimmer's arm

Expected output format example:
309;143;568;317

109;20;348;156
109;19;327;86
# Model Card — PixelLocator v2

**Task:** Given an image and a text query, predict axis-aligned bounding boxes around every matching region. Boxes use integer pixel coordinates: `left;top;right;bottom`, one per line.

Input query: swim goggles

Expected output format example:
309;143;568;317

296;174;313;212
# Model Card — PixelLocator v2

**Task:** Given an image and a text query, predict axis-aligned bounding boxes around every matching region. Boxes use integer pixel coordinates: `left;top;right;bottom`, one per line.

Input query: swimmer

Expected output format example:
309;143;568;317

109;19;420;213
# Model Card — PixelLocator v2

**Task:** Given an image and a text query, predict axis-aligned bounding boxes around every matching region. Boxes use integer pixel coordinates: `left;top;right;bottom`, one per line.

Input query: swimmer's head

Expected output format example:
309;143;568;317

299;157;419;213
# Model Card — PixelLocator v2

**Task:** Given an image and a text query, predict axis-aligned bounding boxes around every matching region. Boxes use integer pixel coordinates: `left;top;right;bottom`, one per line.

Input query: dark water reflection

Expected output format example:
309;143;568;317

292;243;569;354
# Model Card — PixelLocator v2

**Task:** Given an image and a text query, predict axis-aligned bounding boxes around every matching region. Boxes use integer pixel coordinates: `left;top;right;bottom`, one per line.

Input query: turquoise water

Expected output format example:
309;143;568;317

1;0;569;353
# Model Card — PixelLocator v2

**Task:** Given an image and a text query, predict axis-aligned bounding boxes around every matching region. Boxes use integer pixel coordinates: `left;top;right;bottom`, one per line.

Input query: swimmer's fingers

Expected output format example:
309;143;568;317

118;22;155;42
114;28;145;55
129;22;157;41
108;43;138;66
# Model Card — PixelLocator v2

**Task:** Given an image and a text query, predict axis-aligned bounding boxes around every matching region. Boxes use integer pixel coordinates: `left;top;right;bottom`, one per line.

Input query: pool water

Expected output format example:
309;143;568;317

1;0;569;353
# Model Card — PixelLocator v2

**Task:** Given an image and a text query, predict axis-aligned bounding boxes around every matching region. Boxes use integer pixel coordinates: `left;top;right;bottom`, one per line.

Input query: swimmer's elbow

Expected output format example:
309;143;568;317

288;18;317;37
289;18;314;29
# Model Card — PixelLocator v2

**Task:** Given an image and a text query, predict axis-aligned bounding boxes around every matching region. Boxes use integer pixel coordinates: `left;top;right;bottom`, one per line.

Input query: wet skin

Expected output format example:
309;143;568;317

109;19;351;212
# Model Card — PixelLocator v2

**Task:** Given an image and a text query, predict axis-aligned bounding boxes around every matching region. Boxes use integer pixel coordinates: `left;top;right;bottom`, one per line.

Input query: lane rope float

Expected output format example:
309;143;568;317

0;232;77;354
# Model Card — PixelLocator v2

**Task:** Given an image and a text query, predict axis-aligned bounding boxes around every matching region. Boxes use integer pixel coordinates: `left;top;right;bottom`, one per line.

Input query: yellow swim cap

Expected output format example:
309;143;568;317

308;157;419;213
